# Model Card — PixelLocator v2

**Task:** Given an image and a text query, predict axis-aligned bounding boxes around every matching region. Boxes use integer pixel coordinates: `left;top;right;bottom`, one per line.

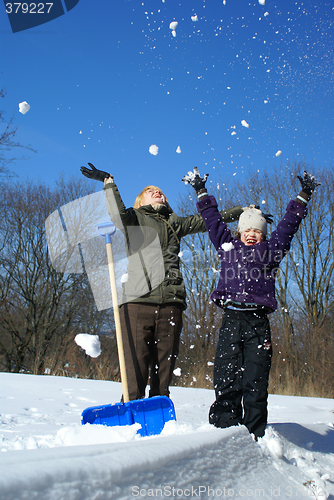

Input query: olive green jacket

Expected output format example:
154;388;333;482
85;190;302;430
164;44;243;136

104;182;242;310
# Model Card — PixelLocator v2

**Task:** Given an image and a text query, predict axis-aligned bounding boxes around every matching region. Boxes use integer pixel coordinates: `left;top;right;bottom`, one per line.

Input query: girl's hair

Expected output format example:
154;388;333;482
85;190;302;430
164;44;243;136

134;185;170;209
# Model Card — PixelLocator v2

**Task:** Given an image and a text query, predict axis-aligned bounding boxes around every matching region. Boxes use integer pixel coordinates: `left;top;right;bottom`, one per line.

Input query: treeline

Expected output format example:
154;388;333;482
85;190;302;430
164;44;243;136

0;177;119;380
1;163;333;398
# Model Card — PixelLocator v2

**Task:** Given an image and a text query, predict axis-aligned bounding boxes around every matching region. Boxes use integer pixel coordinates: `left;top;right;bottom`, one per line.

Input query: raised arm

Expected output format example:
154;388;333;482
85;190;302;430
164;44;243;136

182;167;234;249
265;170;320;262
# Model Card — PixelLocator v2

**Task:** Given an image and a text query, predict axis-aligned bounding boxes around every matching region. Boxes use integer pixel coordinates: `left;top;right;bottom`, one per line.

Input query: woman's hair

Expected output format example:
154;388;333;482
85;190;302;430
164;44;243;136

134;185;170;209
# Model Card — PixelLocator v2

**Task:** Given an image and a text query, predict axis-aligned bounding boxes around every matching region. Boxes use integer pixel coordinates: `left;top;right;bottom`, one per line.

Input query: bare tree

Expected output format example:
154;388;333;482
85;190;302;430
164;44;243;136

0;87;35;178
0;177;112;375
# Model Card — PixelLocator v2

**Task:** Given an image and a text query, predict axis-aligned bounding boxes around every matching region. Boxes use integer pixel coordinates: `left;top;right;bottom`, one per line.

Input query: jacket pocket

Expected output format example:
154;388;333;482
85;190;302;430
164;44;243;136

166;268;186;301
167;268;182;285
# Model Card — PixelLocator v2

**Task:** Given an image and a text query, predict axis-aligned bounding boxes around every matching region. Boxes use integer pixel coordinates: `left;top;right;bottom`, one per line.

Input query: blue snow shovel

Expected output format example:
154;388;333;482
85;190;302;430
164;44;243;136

81;222;176;436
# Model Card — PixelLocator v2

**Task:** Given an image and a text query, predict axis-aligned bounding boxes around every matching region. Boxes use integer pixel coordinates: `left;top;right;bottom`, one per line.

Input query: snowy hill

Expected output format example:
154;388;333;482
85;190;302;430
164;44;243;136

0;373;333;499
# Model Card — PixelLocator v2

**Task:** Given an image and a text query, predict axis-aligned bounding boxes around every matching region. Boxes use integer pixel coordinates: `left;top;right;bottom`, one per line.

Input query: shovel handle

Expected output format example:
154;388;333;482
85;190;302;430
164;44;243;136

105;241;130;403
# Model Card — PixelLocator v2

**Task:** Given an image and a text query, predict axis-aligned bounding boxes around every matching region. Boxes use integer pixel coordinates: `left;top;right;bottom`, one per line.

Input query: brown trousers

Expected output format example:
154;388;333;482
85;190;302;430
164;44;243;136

119;302;183;400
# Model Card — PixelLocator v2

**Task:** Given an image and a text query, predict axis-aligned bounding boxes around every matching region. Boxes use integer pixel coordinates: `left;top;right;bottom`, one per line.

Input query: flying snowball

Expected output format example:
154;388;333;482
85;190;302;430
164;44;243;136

169;21;178;30
191;15;198;21
176;145;181;153
231;131;237;136
173;367;181;377
275;150;282;157
18;101;30;114
241;119;249;128
258;0;265;4
172;30;177;37
149;144;159;156
75;334;101;358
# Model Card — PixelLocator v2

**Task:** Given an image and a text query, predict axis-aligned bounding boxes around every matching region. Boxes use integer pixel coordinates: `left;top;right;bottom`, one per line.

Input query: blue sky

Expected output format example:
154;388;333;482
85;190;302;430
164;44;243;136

1;0;333;210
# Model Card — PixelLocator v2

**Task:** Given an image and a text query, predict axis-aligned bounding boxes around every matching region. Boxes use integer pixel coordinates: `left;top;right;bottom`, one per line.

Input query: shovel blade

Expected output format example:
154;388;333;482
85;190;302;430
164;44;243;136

81;396;176;437
130;396;176;436
81;401;134;427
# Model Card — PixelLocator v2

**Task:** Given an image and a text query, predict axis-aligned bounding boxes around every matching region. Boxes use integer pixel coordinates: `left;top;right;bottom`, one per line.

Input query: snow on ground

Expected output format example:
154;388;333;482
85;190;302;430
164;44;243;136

0;373;334;500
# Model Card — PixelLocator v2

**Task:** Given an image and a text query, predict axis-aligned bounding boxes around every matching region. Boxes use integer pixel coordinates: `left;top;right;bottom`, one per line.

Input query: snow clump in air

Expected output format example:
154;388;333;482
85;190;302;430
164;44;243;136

173;367;181;376
258;0;265;5
169;21;178;37
75;334;101;358
19;101;30;114
275;150;282;157
176;146;181;153
241;119;249;128
149;144;159;155
191;15;198;22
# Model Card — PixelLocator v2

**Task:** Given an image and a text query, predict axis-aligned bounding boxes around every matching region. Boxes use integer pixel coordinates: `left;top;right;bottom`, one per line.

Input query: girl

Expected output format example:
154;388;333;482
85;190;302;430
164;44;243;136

182;168;320;439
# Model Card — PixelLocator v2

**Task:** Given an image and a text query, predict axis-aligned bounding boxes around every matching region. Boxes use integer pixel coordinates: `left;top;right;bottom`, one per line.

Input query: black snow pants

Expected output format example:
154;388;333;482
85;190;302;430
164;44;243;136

209;308;272;439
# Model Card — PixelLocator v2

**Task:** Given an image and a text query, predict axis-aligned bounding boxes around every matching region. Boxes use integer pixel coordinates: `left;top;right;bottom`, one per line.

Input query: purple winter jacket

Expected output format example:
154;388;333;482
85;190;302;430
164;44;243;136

197;196;308;313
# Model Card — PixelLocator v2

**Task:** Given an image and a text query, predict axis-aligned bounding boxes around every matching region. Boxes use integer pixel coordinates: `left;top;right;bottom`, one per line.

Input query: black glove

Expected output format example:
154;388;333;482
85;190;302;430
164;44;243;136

253;205;274;224
80;163;111;182
182;167;209;193
263;213;274;224
297;171;321;196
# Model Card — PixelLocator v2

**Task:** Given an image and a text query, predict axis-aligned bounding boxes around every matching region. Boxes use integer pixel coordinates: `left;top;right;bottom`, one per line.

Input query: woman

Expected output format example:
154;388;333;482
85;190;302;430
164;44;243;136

81;163;243;401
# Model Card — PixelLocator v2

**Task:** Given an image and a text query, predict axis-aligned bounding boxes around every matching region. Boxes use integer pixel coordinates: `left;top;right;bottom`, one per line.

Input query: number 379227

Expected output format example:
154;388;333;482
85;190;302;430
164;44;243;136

5;3;53;14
